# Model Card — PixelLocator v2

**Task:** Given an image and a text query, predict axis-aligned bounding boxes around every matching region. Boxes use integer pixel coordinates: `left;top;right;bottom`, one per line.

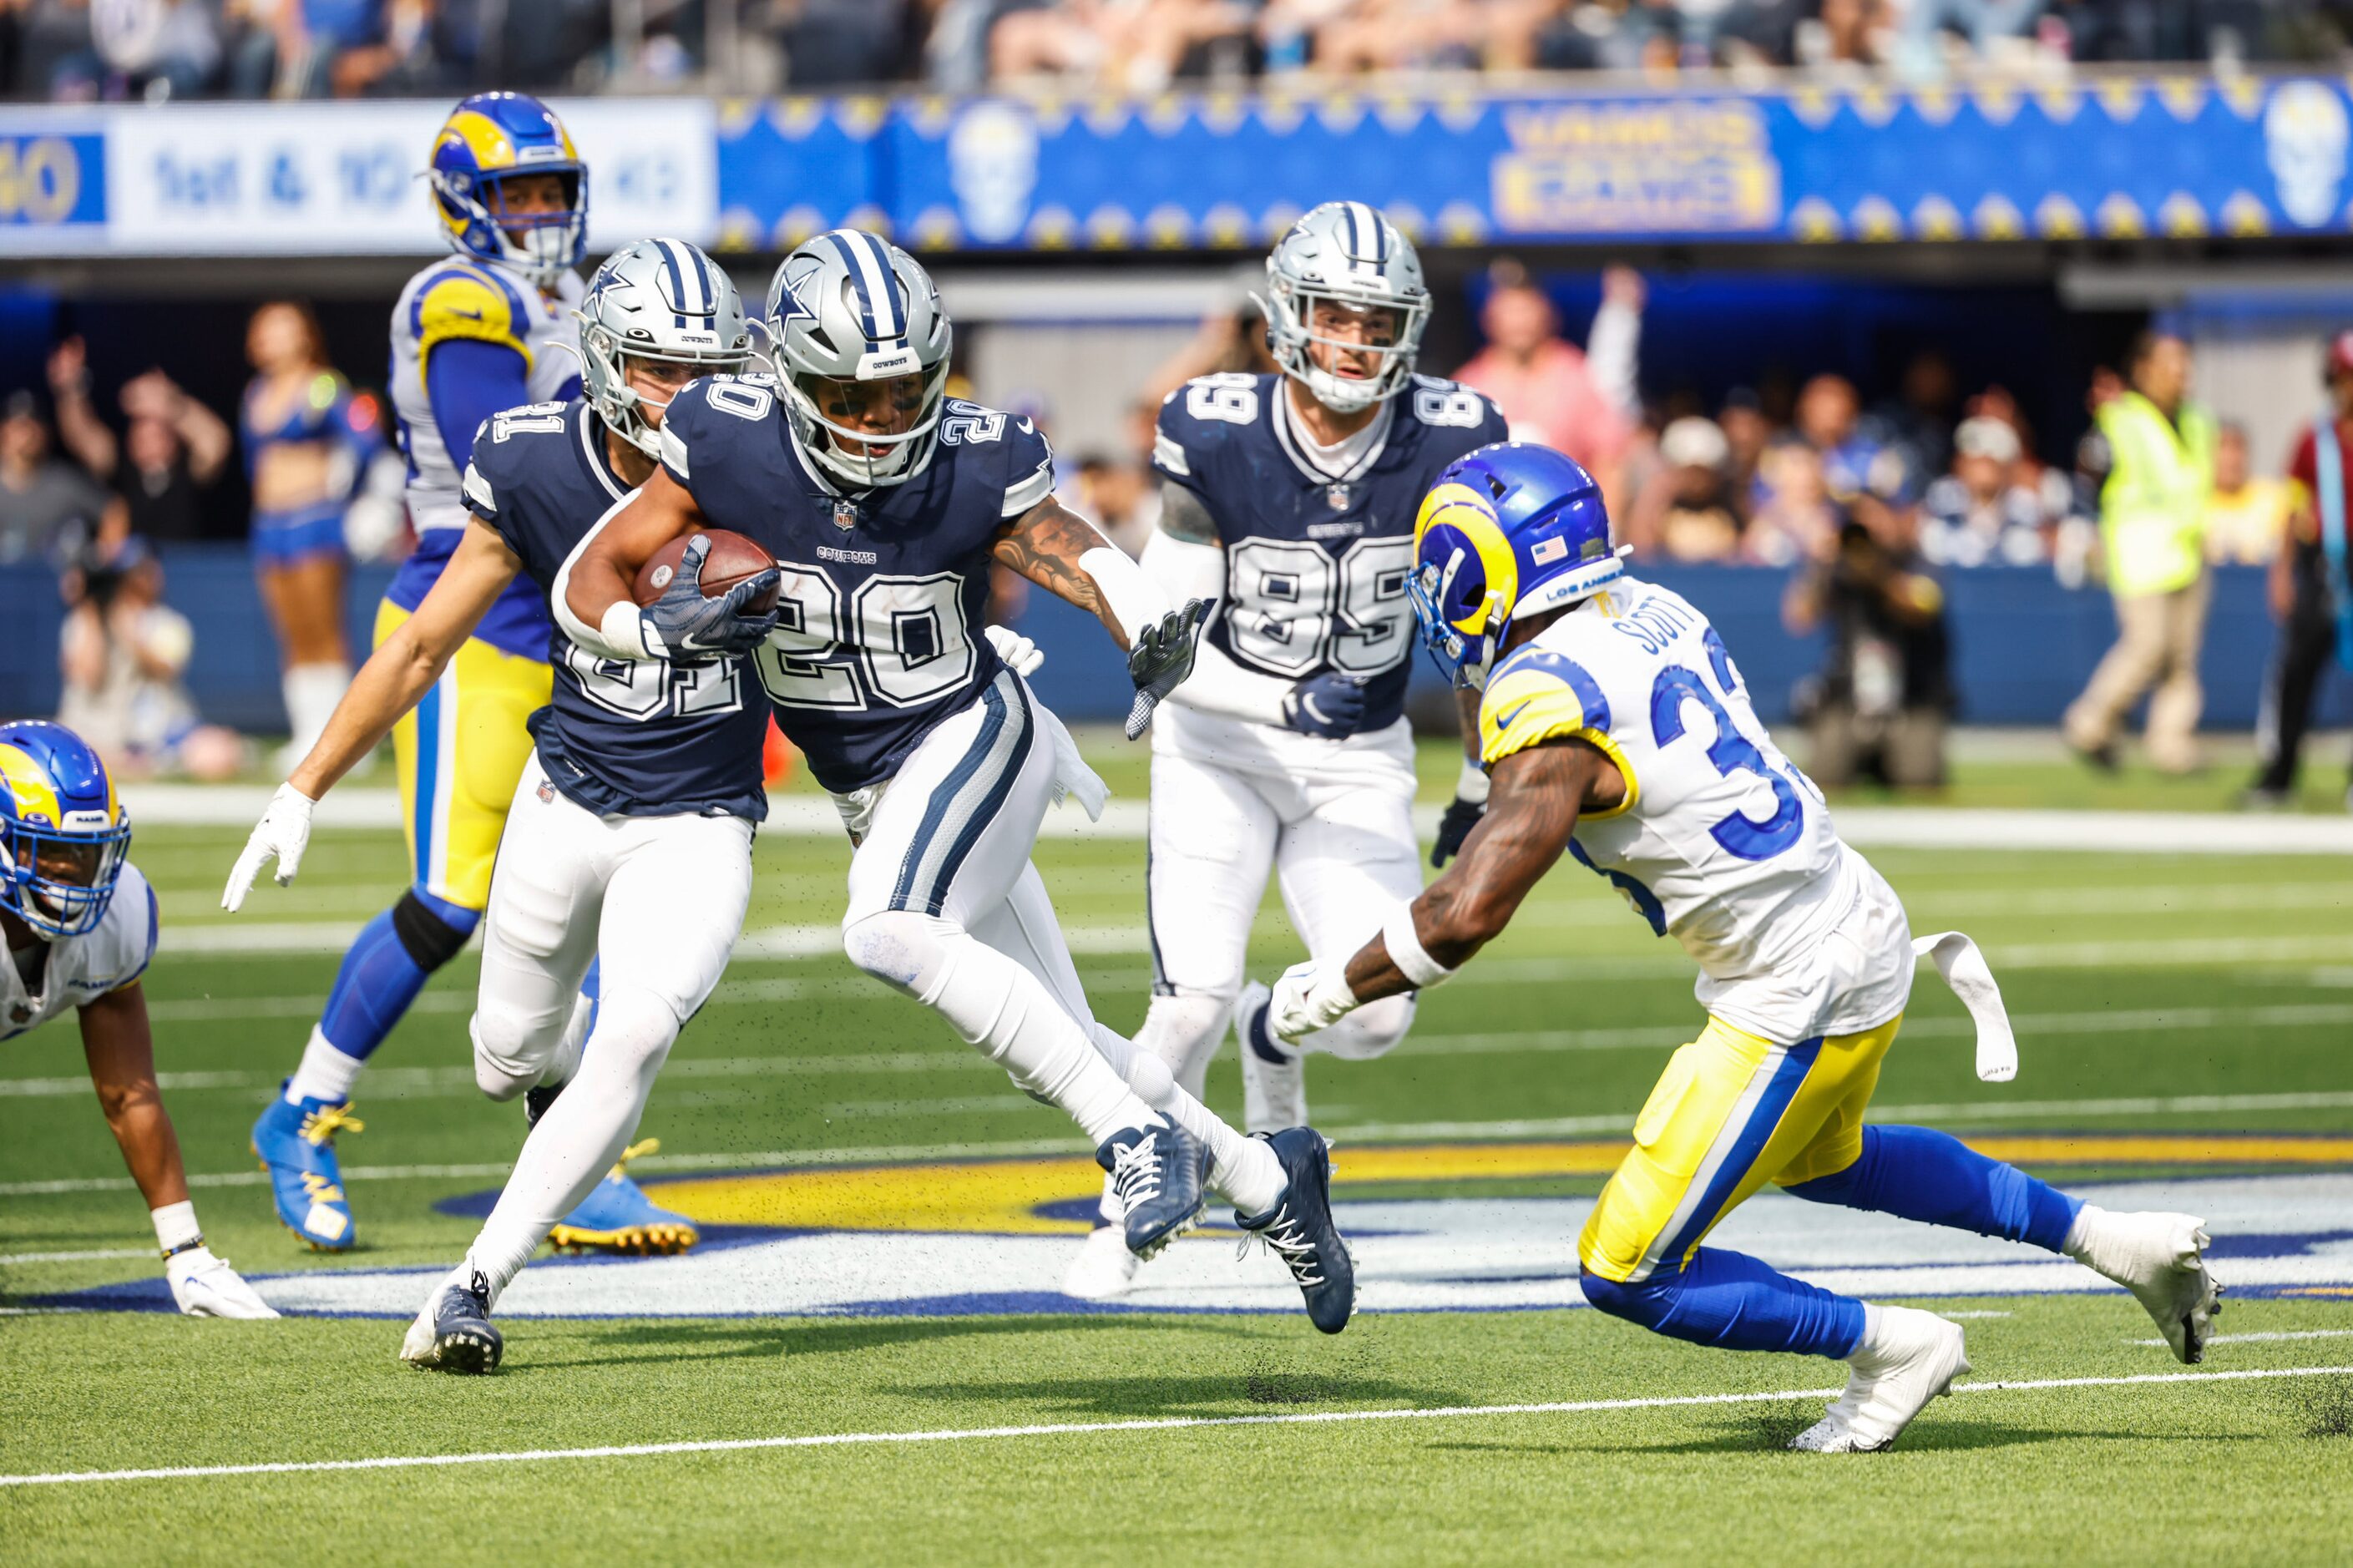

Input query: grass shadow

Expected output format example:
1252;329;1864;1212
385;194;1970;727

892;1371;1467;1419
516;1312;1201;1373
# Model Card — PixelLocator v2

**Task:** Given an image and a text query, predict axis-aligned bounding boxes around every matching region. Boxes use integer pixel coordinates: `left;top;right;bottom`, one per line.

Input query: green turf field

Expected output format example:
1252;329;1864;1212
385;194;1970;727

5;740;2352;1564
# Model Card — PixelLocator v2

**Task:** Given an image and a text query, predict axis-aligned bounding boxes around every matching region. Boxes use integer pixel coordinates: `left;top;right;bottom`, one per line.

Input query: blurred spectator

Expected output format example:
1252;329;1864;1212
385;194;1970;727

2246;331;2353;809
1454;263;1641;505
1784;512;1953;788
46;338;232;543
990;0;1254;93
2202;419;2290;566
0;387;125;564
2062;330;2215;774
1074;452;1159;558
57;539;242;778
1308;0;1485;73
1875;348;1960;481
1748;438;1840;566
1795;372;1911;509
1627;415;1747;563
1919;414;2058;567
1718;387;1773;511
772;0;908;86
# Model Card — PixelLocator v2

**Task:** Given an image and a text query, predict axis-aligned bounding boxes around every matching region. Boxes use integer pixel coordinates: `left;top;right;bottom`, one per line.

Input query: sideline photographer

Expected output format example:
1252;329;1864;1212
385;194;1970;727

1784;511;1954;789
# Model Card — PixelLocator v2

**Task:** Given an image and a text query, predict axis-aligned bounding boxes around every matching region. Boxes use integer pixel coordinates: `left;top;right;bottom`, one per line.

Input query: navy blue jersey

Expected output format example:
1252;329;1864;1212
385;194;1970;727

463;397;769;821
1153;372;1508;731
658;376;1052;793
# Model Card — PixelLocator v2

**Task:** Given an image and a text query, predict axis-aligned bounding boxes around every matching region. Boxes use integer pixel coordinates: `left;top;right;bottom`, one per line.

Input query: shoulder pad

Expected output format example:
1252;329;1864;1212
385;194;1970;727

414;266;529;362
83;867;158;994
1478;646;1617;769
1155;373;1266;481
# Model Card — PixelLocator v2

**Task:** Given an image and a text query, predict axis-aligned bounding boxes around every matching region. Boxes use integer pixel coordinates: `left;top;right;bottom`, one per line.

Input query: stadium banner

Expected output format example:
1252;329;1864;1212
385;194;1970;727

0;99;715;255
1;78;2350;257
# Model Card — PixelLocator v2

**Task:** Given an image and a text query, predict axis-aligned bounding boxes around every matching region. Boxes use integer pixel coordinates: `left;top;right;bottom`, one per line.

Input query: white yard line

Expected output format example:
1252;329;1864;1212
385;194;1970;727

3;1364;2344;1490
2130;1329;2353;1348
0;1248;152;1265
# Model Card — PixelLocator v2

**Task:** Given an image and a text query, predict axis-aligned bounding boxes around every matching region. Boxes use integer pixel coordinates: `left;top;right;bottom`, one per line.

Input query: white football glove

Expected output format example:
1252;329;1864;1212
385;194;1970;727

983;624;1045;678
1267;957;1360;1044
166;1246;280;1319
221;782;316;911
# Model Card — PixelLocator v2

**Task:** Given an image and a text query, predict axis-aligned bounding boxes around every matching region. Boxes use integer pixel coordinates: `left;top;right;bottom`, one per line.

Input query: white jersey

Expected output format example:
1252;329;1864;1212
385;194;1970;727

1;865;157;1044
1476;577;1913;1043
388;255;582;539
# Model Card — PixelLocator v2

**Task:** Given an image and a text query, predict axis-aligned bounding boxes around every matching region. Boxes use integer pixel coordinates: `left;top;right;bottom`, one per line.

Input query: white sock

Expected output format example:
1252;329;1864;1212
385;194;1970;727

285;1025;364;1105
1093;1021;1286;1215
918;928;1150;1146
1134;991;1230;1104
1848;1302;1889;1362
281;662;352;762
461;987;678;1307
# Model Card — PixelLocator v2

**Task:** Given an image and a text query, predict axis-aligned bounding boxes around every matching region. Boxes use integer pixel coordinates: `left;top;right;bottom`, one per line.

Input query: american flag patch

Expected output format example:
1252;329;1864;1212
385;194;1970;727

1532;536;1567;564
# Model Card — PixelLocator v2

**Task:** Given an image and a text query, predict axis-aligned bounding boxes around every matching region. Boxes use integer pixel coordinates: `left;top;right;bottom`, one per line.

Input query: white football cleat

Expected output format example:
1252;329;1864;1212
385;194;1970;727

1791;1306;1968;1453
1061;1222;1141;1300
1235;982;1307;1135
164;1246;280;1319
2065;1206;2222;1363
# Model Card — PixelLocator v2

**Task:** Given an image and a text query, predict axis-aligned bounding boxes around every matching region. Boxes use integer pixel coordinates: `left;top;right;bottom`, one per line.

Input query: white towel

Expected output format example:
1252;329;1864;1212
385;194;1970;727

1912;930;2017;1083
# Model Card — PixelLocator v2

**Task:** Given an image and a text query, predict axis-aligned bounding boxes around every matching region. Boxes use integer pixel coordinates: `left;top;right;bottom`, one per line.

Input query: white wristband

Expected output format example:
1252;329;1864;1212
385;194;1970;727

151;1199;201;1255
599;599;661;661
1454;757;1490;805
1382;902;1455;989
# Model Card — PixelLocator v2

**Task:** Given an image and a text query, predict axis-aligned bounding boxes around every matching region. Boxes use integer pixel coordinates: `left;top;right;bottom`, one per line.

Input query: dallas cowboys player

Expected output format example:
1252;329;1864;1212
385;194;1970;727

560;230;1355;1332
1272;443;2222;1452
238;93;600;1255
226;244;771;1326
1067;202;1508;1297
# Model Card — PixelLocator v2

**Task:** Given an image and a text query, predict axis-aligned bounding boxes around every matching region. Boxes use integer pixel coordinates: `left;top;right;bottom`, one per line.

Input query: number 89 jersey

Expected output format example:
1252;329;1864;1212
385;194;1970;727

1477;575;1914;1044
464;398;770;821
1153;372;1507;744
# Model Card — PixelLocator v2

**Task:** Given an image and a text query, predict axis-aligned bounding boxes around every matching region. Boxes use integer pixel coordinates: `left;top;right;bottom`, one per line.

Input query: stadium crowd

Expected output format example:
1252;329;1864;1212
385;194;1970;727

2;0;2345;100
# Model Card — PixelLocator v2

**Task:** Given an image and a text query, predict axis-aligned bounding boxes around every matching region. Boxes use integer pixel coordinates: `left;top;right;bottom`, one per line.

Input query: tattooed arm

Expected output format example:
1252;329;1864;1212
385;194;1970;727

993;493;1156;647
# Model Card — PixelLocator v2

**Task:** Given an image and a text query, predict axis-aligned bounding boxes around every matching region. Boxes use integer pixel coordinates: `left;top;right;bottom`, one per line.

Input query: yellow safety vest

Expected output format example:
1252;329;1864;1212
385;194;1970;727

2096;392;2216;597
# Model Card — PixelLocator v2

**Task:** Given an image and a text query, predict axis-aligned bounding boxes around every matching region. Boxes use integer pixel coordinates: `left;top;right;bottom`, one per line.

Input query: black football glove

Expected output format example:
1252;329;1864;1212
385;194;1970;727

644;534;780;662
1124;598;1209;740
1281;671;1371;740
1430;795;1484;867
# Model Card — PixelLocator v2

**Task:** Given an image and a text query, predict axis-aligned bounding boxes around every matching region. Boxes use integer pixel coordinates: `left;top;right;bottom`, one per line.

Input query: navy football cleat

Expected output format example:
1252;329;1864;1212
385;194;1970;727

1096;1121;1210;1258
1237;1127;1355;1334
399;1270;503;1374
251;1087;363;1251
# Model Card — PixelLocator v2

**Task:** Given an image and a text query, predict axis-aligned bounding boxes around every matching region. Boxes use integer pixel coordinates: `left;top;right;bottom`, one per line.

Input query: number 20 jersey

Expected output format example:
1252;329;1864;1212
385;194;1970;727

657;375;1050;795
463;398;770;821
1476;574;1914;1044
1151;371;1507;770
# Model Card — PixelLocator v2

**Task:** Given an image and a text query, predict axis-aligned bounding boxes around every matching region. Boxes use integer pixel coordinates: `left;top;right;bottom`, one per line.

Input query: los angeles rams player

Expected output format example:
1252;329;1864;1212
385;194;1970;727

1271;443;2223;1451
1065;202;1508;1297
561;230;1356;1332
240;94;640;1255
3;721;274;1319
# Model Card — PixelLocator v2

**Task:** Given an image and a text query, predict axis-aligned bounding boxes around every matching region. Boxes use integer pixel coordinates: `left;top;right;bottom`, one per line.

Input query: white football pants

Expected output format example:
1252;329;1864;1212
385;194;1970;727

1141;746;1422;1096
460;750;753;1302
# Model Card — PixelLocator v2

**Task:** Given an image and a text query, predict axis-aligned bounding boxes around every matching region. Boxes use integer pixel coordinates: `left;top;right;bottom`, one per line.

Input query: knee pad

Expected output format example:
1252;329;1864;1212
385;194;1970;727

1578;1267;1673;1330
1316;993;1416;1061
392;888;478;973
842;909;955;995
469;1008;538;1103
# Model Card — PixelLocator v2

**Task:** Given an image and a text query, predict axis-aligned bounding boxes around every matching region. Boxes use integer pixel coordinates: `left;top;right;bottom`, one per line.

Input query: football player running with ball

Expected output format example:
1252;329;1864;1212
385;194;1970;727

1269;443;2223;1452
563;230;1354;1333
1067;200;1510;1297
3;722;274;1319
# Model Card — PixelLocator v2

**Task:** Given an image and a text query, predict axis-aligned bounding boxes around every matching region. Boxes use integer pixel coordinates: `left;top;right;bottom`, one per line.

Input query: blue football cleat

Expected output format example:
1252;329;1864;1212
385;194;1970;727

547;1139;701;1255
399;1269;503;1374
1096;1120;1210;1258
1237;1127;1356;1334
251;1086;364;1252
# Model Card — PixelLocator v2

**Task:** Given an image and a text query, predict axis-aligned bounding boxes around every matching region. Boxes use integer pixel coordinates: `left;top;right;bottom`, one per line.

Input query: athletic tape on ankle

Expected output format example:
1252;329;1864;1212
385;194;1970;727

1382;903;1455;989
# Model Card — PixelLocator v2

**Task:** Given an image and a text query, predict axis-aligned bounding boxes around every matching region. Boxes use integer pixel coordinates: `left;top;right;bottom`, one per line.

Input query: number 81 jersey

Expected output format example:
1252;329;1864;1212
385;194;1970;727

1477;575;1913;1043
1153;372;1507;751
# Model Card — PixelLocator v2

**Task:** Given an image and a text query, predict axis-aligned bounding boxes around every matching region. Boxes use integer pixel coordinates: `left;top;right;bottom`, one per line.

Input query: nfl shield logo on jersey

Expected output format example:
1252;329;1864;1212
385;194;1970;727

536;778;554;803
832;498;861;532
1325;483;1351;512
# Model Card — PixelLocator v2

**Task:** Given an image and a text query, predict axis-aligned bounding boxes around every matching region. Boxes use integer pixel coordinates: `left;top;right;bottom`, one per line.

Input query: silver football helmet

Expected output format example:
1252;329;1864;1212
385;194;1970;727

764;229;953;488
1262;200;1430;415
577;238;753;458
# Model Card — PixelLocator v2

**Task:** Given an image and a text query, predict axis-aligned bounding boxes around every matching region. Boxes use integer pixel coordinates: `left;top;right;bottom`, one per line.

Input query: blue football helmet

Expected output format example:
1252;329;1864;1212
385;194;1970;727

0;721;131;941
427;92;588;287
1409;443;1626;690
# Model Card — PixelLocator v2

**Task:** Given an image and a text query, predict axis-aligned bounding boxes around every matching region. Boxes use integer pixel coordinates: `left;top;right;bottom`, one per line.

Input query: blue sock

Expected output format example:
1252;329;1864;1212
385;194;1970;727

1581;1247;1866;1358
315;887;480;1062
1784;1125;2082;1253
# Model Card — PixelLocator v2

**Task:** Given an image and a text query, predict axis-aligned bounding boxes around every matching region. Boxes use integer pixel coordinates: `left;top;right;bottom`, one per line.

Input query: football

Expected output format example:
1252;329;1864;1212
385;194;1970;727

632;529;778;615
